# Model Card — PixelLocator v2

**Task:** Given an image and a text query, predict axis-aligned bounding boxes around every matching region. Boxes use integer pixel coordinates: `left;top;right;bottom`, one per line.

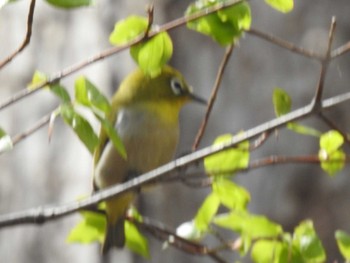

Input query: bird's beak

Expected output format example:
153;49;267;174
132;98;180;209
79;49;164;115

189;93;207;105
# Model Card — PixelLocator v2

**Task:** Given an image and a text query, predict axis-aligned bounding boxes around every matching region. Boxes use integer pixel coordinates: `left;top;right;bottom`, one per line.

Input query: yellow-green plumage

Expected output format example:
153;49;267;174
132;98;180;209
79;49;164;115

93;65;204;254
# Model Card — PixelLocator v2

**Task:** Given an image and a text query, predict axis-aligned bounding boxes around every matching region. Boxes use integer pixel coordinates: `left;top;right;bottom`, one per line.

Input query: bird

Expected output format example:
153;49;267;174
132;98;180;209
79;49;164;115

93;65;206;254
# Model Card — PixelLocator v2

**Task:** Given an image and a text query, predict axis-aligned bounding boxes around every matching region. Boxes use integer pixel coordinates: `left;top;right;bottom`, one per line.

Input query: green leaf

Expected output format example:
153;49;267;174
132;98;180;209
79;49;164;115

318;130;345;176
212;178;250;210
67;211;106;243
265;0;294;13
51;84;71;103
214;212;283;239
75;76;111;114
204;133;249;175
95;114;127;159
273;88;291;117
28;70;49;90
45;0;92;8
319;149;345;176
293;220;326;263
29;70;71;102
335;230;350;260
60;104;99;154
287;123;321;137
130;32;173;77
109;16;148;45
319;130;344;153
0;128;13;153
194;192;220;233
251;240;289;263
125;221;150;259
186;1;251;46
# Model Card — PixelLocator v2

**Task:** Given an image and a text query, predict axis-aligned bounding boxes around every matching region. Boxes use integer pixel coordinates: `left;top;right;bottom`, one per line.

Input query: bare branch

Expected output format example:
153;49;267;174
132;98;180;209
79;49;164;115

192;44;234;151
312;17;337;107
11;113;51;147
0;0;245;111
246;28;324;60
1;90;350;227
331;41;350;58
0;0;36;69
132;216;229;263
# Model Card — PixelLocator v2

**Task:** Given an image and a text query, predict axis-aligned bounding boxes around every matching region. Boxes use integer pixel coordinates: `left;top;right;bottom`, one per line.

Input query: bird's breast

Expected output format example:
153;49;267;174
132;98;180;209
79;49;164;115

116;106;179;173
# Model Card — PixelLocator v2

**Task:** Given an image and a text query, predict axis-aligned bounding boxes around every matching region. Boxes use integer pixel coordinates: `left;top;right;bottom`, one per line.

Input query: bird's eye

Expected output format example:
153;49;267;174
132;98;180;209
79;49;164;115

170;78;184;96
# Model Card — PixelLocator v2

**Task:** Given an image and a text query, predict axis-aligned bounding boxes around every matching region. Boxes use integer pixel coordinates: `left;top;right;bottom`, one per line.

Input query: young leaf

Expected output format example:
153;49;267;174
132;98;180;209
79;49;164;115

335;230;350;260
194;192;220;233
109;16;148;45
214;212;283;239
265;0;294;13
59;104;99;154
186;0;251;46
130;32;173;77
273;88;291;117
212;178;250;210
287;123;321;137
75;76;111;114
125;221;150;259
0;128;13;153
28;70;49;90
67;211;106;244
29;70;71;102
319;130;344;153
51;84;71;103
318;130;345;176
95;115;127;159
292;220;326;263
204;133;249;175
251;240;289;263
45;0;92;9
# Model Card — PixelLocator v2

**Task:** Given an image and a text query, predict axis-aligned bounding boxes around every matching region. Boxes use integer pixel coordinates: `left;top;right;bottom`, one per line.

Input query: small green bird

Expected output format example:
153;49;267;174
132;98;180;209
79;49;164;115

93;65;206;254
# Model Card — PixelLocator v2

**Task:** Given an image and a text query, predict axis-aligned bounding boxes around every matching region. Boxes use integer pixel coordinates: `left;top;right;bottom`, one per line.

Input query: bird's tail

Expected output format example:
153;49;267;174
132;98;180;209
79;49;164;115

102;217;125;254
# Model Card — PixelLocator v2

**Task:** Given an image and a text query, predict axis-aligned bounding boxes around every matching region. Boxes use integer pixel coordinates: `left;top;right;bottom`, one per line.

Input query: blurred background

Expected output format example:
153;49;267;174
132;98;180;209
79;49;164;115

0;0;350;262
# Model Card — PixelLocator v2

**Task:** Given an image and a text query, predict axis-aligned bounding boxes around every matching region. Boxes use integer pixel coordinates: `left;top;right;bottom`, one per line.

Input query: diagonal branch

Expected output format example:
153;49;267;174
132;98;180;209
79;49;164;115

192;44;234;151
246;28;324;60
311;17;336;108
0;90;350;228
0;0;245;111
0;0;36;69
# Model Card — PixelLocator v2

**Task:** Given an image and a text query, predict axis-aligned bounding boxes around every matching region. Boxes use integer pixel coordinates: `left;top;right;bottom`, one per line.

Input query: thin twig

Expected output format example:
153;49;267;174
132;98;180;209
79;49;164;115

331;41;350;58
249;131;272;151
11;113;51;147
1;90;350;227
144;4;154;37
0;0;36;69
312;17;337;107
132;216;229;263
0;0;245;111
246;28;324;60
192;44;234;151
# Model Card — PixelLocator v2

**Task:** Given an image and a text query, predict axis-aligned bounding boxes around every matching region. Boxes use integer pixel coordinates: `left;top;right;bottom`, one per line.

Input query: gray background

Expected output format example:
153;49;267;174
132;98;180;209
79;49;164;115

0;0;350;262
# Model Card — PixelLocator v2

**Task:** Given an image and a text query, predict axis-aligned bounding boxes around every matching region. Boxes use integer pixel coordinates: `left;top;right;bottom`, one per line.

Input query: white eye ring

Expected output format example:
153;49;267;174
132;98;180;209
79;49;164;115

170;78;183;95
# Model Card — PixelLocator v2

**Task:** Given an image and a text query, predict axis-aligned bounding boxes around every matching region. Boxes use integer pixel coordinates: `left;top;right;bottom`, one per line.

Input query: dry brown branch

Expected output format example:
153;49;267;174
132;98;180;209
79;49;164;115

0;0;244;111
192;44;234;151
0;0;36;69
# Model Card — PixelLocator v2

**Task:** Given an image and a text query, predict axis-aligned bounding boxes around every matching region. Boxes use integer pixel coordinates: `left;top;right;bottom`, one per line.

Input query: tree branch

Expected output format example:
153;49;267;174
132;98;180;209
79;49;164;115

192;44;234;151
0;0;36;69
0;0;245;111
1;90;350;227
246;28;324;60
